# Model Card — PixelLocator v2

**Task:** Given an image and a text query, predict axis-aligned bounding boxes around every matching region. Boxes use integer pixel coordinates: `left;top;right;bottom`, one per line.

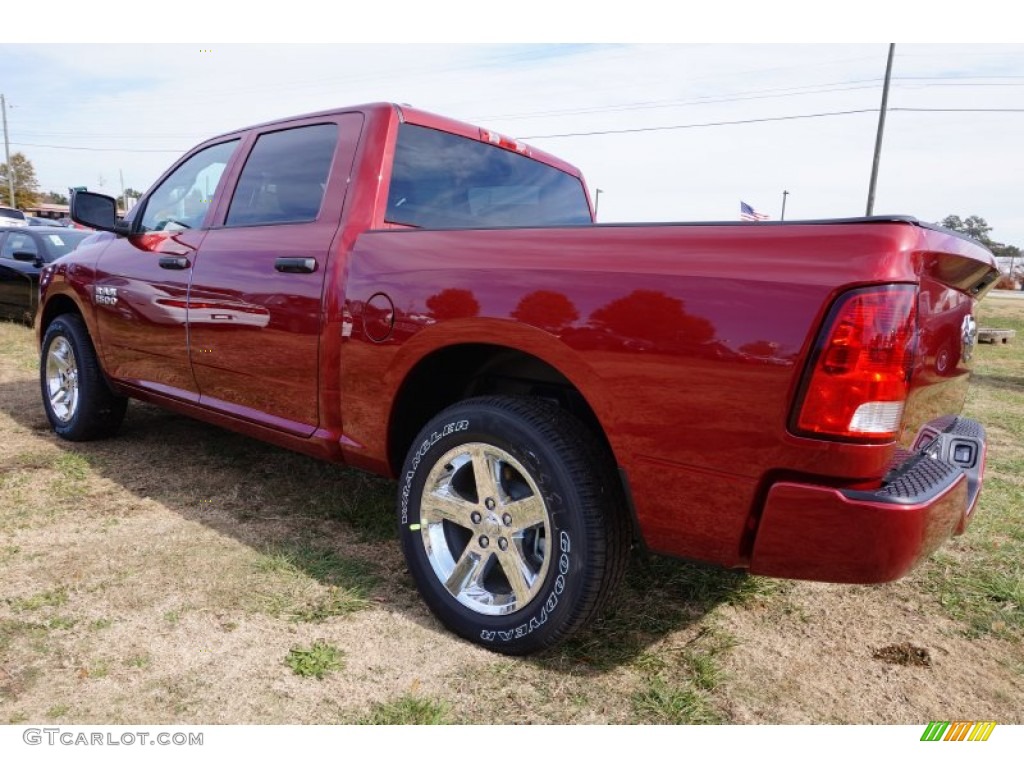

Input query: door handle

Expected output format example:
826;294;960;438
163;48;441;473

159;256;190;270
274;257;318;274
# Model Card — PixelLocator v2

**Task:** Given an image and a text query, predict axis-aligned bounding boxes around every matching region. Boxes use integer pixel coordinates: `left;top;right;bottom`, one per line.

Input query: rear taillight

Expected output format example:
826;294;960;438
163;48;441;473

793;284;917;442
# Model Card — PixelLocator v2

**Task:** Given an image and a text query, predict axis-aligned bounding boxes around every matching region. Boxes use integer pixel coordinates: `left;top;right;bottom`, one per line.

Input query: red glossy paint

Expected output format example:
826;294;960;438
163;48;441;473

749;476;968;582
38;102;999;583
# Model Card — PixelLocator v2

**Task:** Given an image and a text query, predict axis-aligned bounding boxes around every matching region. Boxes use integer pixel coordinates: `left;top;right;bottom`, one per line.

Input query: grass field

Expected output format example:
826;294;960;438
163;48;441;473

0;297;1021;724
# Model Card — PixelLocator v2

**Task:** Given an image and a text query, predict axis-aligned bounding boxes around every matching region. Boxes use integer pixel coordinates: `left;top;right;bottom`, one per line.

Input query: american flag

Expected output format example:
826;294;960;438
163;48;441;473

740;201;770;221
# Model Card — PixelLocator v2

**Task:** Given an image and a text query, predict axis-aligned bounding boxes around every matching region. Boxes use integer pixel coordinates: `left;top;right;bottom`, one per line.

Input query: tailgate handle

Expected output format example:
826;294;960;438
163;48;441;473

158;256;190;270
275;257;317;274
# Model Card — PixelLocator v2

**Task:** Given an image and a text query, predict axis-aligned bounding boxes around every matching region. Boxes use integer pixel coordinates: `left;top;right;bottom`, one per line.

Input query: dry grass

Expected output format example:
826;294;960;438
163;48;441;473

0;304;1022;724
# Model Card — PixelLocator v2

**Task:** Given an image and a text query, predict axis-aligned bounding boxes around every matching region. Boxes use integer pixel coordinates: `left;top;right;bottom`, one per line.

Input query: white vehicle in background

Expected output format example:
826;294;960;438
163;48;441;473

0;207;28;227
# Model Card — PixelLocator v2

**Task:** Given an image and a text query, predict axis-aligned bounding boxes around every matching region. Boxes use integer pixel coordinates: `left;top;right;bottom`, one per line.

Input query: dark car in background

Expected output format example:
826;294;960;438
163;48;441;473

0;226;94;323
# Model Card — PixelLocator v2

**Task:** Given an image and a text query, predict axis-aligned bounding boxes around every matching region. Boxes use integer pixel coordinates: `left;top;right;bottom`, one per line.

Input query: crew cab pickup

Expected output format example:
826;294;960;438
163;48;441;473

37;102;998;654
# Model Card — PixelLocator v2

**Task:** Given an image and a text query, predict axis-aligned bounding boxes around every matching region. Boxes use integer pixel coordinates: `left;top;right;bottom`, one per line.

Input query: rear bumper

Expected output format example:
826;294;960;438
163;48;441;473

750;417;986;583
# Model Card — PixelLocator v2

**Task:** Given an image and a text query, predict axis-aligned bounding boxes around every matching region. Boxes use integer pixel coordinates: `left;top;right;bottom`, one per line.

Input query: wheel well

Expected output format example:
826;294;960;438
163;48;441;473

387;344;611;474
39;295;83;336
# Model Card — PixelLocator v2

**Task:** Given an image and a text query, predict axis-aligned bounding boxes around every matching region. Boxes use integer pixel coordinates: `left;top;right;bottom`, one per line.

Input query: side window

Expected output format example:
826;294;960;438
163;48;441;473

138;140;239;233
225;124;338;227
1;233;38;260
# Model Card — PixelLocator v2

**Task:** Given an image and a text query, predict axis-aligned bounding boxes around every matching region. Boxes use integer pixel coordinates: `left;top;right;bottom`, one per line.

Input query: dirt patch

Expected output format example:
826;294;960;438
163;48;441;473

873;642;931;667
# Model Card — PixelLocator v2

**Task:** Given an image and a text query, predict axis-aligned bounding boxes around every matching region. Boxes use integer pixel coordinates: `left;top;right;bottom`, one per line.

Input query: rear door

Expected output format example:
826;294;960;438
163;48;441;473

187;114;363;436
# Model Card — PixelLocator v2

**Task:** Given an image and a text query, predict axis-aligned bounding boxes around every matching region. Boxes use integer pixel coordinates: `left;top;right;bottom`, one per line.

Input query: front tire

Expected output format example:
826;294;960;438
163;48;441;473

40;314;127;441
397;396;629;654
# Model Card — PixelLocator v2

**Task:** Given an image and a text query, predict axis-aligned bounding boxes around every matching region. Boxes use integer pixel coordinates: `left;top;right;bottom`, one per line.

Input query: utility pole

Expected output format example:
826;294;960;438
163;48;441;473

594;188;604;220
866;44;895;216
781;190;789;221
1;94;14;207
119;169;126;213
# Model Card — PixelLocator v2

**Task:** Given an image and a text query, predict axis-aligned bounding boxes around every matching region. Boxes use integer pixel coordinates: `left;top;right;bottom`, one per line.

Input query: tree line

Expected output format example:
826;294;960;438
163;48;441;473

940;215;1020;288
0;152;142;210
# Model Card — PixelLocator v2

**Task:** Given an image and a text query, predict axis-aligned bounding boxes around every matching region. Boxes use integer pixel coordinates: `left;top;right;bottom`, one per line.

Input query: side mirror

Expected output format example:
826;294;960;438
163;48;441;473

71;191;129;235
12;251;42;268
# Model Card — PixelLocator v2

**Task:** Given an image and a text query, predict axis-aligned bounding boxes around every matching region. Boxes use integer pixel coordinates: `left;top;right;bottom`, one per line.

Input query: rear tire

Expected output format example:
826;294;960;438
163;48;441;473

40;314;127;441
397;396;629;654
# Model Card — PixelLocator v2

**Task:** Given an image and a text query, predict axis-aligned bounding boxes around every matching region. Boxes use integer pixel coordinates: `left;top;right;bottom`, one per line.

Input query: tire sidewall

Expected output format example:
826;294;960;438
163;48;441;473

399;402;589;653
40;317;88;440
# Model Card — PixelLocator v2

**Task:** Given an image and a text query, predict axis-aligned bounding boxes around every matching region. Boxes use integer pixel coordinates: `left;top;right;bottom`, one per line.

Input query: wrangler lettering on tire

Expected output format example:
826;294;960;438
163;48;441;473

397;396;629;655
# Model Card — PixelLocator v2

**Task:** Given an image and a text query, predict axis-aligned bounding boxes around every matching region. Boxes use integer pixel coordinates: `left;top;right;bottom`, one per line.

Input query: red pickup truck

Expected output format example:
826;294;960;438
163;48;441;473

38;102;997;654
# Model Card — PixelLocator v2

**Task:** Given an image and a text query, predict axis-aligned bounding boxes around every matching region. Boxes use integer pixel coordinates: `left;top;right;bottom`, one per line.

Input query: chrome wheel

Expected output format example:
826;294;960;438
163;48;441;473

420;442;551;616
45;336;79;423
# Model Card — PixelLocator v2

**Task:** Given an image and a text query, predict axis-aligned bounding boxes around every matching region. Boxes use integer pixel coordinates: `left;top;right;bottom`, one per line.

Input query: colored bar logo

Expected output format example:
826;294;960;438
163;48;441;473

921;721;996;741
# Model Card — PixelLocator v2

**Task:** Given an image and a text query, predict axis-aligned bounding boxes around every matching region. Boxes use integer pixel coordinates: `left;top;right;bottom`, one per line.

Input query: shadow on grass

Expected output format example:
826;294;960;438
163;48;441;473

0;376;764;669
971;373;1024;394
536;553;776;674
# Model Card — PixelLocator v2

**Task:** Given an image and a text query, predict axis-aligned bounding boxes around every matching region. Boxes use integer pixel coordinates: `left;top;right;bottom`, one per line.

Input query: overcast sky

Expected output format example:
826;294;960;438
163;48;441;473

3;27;1022;247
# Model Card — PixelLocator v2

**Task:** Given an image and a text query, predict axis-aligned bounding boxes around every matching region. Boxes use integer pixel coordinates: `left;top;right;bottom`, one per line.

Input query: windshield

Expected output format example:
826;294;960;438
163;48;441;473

40;230;93;260
386;124;592;229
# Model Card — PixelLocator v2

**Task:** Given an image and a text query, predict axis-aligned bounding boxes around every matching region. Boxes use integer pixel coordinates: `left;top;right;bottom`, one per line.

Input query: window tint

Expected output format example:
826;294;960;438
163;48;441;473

139;140;239;233
1;232;38;259
38;230;92;260
226;124;338;227
386;124;592;229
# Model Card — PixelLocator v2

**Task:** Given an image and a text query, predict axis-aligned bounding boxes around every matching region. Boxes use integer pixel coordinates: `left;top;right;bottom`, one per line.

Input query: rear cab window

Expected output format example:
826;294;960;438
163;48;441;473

385;124;592;229
226;124;338;227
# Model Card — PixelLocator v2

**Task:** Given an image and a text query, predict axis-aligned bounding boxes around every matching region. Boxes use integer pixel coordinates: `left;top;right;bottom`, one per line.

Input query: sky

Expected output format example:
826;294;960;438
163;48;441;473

2;8;1023;252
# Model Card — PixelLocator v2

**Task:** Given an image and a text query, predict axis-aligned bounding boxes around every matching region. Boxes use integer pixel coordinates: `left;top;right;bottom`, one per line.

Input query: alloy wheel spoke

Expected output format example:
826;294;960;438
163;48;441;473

423;491;477;529
495;546;533;607
501;495;546;532
445;547;488;597
470;446;502;505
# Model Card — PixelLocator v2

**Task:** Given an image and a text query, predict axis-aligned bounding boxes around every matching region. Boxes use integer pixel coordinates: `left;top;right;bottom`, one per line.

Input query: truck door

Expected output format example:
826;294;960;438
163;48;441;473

91;139;241;401
187;114;363;436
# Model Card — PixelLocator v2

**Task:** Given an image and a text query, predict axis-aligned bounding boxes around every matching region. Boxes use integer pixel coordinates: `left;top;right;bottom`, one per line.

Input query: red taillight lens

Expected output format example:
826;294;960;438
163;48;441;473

793;285;917;441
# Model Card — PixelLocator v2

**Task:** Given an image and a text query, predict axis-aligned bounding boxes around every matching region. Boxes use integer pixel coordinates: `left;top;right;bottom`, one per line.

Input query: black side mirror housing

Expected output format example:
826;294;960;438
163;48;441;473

12;252;44;268
71;191;130;235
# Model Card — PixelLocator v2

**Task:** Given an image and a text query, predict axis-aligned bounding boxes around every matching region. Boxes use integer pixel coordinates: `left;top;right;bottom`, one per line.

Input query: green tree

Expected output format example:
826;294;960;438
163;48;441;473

43;190;68;205
940;214;993;244
0;152;40;209
941;214;1021;279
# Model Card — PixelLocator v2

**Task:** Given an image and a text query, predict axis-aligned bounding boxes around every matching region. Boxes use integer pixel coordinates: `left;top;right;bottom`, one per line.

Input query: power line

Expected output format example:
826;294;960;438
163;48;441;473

10;107;1024;153
519;110;878;139
519;107;1024;140
10;141;184;153
890;107;1024;112
472;77;1024;124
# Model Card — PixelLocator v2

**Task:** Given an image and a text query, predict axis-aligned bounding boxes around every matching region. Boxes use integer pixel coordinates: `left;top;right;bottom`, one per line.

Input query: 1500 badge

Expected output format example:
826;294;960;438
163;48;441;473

94;286;118;306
